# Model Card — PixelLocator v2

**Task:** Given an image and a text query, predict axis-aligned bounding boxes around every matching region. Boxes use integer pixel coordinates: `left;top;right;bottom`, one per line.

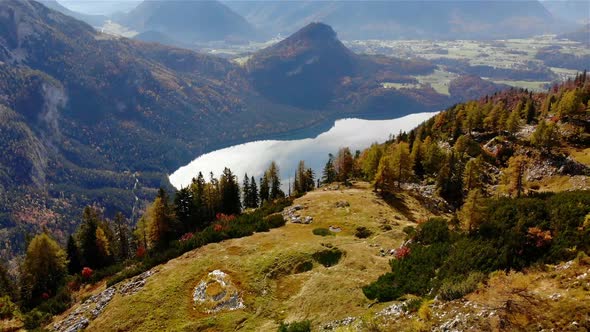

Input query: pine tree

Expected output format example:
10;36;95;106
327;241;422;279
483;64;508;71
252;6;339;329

113;212;130;261
267;161;283;200
524;99;536;124
146;188;177;249
259;176;270;204
191;172;207;229
242;174;251;208
437;151;464;206
76;206;101;269
321;153;337;184
174;187;194;233
249;176;259;208
361;144;383;181
335;147;354;183
463;156;483;193
458;189;484;232
374;154;394;192
505;108;522;135
422;136;445;177
21;233;67;305
505;155;528;198
410;138;424;179
531;120;558;151
219;168;241;215
391;142;413;189
66;235;81;275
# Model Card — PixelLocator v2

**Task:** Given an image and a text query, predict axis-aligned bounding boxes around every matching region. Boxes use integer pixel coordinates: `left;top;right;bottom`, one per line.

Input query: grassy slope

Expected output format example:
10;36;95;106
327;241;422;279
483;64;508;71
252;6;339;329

71;183;440;331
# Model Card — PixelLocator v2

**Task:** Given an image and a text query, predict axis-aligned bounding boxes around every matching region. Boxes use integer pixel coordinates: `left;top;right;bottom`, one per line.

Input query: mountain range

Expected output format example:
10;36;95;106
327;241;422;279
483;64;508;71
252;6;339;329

0;0;509;258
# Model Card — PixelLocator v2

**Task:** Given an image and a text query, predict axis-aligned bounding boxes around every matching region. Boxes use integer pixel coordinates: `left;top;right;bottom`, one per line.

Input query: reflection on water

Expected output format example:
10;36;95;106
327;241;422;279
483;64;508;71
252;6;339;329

169;112;437;189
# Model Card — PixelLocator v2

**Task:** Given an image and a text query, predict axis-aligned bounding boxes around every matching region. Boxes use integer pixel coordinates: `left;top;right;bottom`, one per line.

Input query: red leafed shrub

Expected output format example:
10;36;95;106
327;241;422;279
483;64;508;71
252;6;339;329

213;224;224;232
527;227;552;248
81;267;93;279
180;232;194;242
215;213;236;222
395;246;411;260
41;292;50;300
67;280;81;291
136;245;147;258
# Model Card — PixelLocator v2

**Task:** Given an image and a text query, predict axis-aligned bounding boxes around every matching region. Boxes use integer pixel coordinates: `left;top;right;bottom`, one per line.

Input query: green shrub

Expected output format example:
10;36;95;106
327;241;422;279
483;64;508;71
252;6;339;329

416;217;450;244
403;226;416;239
312;228;333;236
265;213;286;228
438;271;485;301
23;309;52;329
355;226;373;239
278;320;311;332
0;295;19;319
402;297;423;313
312;248;344;267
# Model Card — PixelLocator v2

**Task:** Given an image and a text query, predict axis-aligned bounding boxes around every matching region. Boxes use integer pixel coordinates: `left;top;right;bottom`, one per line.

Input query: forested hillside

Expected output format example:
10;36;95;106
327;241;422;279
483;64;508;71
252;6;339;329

0;1;476;259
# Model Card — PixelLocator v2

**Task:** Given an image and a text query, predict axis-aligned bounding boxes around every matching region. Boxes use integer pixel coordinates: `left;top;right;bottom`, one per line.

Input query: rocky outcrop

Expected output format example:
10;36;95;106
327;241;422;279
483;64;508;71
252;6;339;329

283;204;314;224
193;270;245;313
52;269;156;332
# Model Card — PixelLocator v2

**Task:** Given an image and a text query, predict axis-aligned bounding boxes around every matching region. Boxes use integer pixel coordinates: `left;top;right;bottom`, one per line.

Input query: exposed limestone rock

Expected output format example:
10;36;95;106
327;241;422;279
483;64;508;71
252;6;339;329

193;270;245;313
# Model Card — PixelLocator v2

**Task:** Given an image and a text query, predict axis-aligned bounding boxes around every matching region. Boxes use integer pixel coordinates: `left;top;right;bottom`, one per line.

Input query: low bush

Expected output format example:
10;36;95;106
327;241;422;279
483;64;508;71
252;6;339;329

278;320;311;332
312;248;344;267
312;228;333;236
0;295;19;319
416;217;450;244
265;213;286;228
438;271;485;301
355;226;373;239
23;309;52;329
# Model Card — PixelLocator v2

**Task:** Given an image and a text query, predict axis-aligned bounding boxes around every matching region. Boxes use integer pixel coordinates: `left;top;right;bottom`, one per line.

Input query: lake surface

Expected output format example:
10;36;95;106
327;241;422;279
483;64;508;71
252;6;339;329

169;112;437;189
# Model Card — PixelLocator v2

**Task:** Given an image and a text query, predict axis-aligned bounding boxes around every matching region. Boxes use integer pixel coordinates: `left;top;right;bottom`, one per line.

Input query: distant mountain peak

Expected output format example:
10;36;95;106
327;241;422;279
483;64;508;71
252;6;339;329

291;22;338;42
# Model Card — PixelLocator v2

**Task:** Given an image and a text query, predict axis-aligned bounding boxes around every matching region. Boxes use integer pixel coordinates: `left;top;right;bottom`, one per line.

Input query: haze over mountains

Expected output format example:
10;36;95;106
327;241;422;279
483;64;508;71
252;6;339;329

52;0;586;44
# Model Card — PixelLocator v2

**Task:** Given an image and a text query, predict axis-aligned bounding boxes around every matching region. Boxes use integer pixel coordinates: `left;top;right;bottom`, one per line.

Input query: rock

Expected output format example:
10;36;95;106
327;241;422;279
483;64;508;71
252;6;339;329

335;200;350;208
193;270;245;313
329;226;341;233
303;216;313;224
322;316;356;330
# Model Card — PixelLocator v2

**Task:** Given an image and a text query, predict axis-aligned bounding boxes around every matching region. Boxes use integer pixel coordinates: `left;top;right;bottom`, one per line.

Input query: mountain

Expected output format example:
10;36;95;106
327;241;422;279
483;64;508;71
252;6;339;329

246;22;443;109
541;0;590;24
116;0;257;44
226;0;556;40
558;23;590;44
0;1;455;258
38;0;108;26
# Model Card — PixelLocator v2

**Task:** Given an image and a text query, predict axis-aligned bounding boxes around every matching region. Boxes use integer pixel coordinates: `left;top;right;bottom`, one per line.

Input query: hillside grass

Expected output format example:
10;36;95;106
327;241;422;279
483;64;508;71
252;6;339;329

83;182;440;331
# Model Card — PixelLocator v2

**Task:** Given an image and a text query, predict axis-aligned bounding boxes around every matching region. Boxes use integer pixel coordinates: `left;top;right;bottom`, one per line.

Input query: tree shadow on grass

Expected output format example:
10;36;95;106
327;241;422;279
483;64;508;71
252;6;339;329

378;190;414;222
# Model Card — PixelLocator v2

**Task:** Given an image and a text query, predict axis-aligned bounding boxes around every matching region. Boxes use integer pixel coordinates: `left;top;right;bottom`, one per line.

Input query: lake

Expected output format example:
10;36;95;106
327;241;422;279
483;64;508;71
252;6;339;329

169;112;437;189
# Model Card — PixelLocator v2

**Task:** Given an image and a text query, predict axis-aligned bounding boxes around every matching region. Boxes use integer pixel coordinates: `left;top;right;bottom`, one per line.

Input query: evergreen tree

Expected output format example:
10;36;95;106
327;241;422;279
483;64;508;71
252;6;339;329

458;189;484;232
463;156;484;193
66;235;81;275
242;174;251;208
391;142;413;189
422;136;445;177
305;168;315;192
174;187;195;233
531;120;558;151
249;176;259;208
21;233;67;305
259;176;270;204
410;138;424;179
113;212;130;261
335;147;354;183
321;153;337;184
146;188;177;248
76;206;102;269
505;108;522;135
219;168;241;215
190;172;207;229
267;161;283;200
0;262;16;300
524;99;536;124
374;154;394;192
505;155;529;198
361;144;383;181
437;151;464;206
